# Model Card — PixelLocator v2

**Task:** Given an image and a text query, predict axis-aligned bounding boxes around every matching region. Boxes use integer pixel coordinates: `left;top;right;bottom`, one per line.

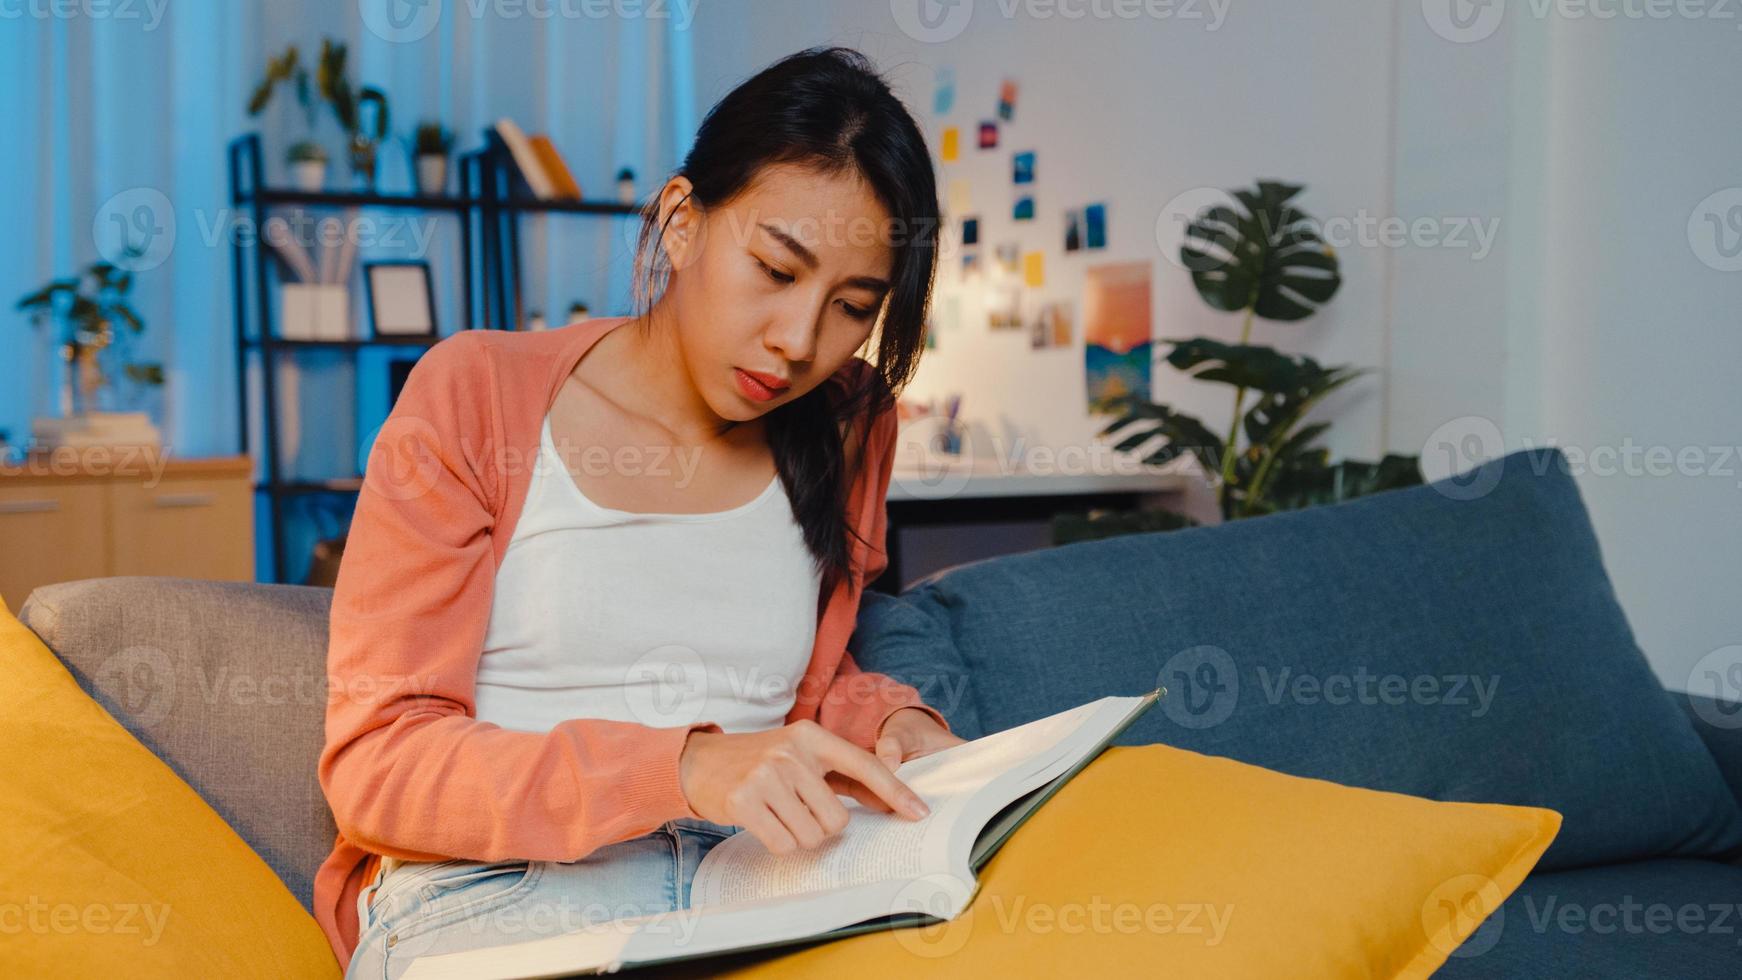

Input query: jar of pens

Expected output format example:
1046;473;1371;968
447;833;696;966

269;211;358;341
895;392;969;462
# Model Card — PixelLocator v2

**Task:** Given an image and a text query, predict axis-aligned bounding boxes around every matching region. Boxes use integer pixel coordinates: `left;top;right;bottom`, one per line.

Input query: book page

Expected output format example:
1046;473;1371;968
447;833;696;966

690;699;1106;908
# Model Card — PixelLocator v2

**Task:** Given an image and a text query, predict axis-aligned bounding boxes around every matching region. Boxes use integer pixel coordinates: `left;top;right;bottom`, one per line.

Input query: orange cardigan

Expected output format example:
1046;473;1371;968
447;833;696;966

312;316;947;967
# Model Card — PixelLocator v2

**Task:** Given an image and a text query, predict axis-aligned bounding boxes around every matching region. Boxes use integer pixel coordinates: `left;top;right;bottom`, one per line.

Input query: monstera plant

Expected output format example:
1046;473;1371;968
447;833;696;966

1057;182;1421;544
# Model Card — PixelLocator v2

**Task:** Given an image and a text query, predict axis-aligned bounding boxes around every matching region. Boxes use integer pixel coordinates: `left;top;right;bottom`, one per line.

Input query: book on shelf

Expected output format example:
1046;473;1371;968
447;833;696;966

528;135;582;200
492;120;582;201
492;118;556;200
400;690;1162;979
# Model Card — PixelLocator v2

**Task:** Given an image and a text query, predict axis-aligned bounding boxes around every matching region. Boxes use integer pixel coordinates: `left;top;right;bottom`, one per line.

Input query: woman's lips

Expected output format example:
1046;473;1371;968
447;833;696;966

735;367;786;402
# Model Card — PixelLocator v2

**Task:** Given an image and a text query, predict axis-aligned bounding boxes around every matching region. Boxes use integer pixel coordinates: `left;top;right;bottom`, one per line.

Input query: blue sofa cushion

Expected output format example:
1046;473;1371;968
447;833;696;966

1434;858;1742;978
851;588;983;738
863;448;1742;871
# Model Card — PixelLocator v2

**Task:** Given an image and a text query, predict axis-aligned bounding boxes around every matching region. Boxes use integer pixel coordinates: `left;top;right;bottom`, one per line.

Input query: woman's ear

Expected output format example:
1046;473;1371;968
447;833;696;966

657;176;704;270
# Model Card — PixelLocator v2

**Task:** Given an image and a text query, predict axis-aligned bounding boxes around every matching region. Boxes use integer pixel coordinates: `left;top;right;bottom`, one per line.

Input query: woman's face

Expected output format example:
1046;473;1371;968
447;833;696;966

658;162;896;423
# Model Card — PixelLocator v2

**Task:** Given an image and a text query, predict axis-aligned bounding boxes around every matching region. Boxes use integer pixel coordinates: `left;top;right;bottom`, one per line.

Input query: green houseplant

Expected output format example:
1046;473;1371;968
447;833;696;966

16;251;164;418
249;38;390;189
248;45;326;190
1060;181;1421;544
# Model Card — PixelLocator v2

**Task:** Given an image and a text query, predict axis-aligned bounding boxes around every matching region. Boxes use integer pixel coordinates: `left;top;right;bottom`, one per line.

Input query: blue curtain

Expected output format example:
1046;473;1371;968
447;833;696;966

4;2;698;582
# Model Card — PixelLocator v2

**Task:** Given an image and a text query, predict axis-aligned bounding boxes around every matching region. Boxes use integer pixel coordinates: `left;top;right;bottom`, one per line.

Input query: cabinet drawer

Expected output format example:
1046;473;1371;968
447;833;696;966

109;477;254;581
0;484;109;607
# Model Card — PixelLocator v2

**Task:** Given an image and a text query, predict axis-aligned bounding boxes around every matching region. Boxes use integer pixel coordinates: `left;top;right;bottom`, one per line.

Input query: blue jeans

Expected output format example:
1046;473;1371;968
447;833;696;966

345;817;744;980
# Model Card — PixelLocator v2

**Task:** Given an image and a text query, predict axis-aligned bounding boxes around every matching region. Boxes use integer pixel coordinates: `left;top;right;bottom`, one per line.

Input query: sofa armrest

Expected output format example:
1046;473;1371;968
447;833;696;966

1674;689;1742;813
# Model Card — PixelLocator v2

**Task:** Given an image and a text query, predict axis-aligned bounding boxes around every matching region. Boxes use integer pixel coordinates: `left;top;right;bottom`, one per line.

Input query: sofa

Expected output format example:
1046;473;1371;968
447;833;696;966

15;446;1742;976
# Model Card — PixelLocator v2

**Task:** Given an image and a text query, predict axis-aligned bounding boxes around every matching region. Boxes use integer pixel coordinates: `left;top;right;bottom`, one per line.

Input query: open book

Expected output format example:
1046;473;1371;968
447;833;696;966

402;690;1161;979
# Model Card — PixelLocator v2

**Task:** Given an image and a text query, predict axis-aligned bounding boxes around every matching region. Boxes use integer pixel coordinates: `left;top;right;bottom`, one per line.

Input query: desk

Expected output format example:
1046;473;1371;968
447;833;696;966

873;458;1205;594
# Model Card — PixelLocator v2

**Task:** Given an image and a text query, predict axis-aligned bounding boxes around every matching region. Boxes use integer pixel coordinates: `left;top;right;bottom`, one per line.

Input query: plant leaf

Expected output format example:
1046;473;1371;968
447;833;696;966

1181;181;1342;323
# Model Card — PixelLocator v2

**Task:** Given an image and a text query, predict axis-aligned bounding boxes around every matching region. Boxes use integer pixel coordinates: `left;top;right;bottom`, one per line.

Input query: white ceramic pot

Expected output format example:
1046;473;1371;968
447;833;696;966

291;159;327;192
416;155;449;196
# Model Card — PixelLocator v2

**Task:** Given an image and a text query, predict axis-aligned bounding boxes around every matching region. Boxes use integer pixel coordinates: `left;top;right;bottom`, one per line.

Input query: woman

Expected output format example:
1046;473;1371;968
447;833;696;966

315;47;963;977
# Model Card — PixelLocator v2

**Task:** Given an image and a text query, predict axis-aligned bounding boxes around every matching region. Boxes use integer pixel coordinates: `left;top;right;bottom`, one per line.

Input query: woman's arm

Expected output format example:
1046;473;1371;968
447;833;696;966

318;334;723;864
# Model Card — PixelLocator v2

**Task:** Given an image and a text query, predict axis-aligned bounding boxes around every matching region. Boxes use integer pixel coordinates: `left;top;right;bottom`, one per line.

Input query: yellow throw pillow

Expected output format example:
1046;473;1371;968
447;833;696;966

0;599;340;978
711;743;1560;978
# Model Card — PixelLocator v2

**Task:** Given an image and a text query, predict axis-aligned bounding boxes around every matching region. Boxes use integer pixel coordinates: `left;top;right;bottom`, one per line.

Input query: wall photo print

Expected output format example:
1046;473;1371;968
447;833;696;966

1032;300;1073;350
1065;202;1108;252
1083;261;1153;412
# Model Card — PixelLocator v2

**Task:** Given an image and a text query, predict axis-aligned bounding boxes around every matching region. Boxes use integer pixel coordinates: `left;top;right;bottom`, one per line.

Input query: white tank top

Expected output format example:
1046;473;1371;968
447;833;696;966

471;411;824;736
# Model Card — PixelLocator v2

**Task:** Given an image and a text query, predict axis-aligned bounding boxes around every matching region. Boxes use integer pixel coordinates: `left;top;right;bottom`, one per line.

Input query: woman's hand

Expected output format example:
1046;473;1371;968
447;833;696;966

679;720;932;856
873;707;968;773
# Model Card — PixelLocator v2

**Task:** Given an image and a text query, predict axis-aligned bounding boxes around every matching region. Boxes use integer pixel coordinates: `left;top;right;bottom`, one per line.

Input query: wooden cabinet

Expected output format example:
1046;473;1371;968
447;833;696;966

0;453;254;609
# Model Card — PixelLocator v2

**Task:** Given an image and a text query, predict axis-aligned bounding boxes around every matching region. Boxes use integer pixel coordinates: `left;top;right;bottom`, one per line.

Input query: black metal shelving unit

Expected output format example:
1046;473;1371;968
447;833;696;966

227;132;641;582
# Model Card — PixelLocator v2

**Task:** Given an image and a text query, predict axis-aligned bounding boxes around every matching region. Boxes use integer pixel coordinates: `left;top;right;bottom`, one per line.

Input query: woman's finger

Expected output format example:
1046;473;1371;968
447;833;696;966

763;771;828;850
790;766;853;838
824;771;896;813
738;801;799;856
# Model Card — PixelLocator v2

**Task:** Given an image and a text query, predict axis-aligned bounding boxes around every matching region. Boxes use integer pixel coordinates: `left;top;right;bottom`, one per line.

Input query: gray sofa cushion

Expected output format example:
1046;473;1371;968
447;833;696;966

20;577;336;911
857;448;1742;872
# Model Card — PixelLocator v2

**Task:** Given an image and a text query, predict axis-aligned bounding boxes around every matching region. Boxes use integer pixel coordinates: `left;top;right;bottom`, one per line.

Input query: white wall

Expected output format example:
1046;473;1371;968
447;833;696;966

689;1;1742;689
685;0;1398;468
1388;8;1742;691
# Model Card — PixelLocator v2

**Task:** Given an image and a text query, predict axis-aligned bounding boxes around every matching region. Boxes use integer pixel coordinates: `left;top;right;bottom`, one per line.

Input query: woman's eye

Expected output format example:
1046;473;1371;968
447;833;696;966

756;258;795;284
840;302;874;321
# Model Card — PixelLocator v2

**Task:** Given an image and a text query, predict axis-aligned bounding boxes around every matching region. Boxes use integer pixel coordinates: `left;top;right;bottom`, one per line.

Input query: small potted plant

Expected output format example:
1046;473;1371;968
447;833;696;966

615;167;636;205
412;122;455;195
287;139;328;191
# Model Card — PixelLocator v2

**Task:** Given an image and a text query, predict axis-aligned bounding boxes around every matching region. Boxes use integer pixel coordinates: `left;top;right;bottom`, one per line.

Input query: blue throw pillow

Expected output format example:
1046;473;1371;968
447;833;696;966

850;589;983;739
856;448;1742;871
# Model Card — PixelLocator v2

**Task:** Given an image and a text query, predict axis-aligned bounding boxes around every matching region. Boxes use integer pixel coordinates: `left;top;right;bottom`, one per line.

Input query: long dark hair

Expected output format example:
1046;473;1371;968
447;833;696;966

628;46;939;594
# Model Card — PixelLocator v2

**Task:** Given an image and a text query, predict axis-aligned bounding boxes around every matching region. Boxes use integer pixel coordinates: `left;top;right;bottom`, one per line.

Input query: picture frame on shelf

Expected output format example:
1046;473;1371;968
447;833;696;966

363;260;438;338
